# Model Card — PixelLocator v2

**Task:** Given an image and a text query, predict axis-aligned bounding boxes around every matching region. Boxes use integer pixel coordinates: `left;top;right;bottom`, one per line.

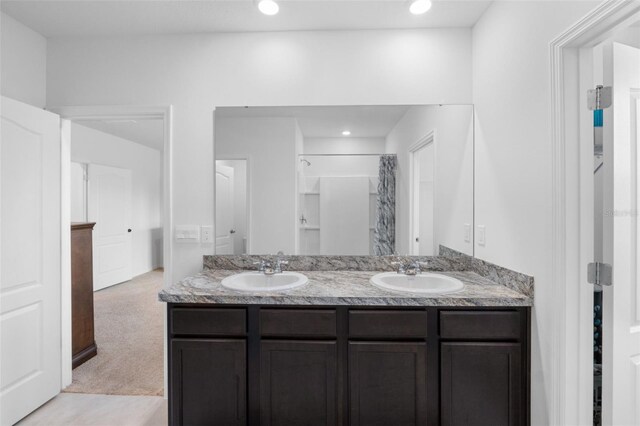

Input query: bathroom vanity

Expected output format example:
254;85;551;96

160;255;533;426
174;102;533;426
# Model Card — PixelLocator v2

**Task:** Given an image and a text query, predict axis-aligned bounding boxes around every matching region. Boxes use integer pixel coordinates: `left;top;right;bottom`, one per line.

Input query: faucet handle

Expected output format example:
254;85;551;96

391;259;406;274
253;259;267;272
275;258;289;273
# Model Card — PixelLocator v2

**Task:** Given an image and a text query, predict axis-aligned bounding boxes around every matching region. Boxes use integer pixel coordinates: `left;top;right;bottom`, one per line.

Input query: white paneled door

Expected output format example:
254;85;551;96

215;164;235;254
88;164;132;291
602;42;640;426
0;97;62;425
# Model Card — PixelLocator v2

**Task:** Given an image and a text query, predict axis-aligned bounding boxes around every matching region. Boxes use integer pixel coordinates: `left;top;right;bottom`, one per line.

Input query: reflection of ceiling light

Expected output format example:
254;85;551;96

258;0;279;15
410;0;432;15
342;130;351;136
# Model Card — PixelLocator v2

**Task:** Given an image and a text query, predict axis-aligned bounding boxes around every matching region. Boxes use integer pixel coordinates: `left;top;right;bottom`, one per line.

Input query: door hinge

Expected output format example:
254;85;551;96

587;85;612;111
587;262;612;286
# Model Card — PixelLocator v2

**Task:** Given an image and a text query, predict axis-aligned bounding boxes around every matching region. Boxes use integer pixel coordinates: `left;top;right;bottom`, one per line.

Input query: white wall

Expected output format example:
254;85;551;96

70;162;86;222
386;105;474;256
0;12;46;107
472;2;598;424
612;26;640;48
45;28;472;283
70;123;163;276
215;116;298;254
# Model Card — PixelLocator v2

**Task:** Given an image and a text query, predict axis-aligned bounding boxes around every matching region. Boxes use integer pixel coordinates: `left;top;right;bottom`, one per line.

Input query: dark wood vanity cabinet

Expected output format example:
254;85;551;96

170;339;247;426
260;341;338;426
167;305;530;426
71;222;97;368
440;342;522;426
349;342;427;426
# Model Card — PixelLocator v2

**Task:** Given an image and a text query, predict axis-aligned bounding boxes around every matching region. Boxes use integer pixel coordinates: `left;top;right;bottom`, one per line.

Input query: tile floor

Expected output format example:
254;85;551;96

17;391;167;425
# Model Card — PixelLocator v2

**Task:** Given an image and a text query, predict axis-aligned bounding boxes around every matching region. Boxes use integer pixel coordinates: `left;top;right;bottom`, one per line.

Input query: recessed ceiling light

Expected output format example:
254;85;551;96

409;0;432;15
258;0;279;15
342;130;351;136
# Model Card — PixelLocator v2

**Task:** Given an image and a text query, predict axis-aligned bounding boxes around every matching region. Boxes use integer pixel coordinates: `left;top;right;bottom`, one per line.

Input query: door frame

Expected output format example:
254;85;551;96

408;130;435;256
214;157;251;255
549;1;640;424
50;104;173;389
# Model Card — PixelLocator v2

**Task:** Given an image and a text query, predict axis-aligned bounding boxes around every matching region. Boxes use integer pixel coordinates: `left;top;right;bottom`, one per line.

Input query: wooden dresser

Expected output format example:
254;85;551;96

71;222;97;368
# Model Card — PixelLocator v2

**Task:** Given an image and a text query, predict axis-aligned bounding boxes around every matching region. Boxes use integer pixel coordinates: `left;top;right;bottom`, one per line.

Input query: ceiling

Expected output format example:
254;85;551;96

79;119;165;151
1;0;492;37
216;105;413;138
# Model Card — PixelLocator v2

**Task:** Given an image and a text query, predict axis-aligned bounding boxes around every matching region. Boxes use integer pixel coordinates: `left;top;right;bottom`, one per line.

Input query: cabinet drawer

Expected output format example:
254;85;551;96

439;311;521;340
260;309;336;337
171;308;246;336
349;310;427;339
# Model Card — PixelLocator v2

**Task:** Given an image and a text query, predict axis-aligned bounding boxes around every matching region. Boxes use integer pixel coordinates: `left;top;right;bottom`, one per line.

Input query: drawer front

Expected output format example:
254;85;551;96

260;309;336;337
349;310;428;339
171;308;246;336
439;311;521;340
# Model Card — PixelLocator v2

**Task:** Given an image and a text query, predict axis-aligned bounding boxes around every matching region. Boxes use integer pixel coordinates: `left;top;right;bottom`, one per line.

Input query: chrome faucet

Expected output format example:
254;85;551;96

254;252;289;276
274;251;289;274
404;260;423;276
254;259;275;275
392;258;427;276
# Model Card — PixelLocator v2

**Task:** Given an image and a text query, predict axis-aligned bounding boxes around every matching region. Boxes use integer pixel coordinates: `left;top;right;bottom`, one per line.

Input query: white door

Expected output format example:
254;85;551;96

602;42;640;426
0;96;62;425
411;143;435;256
215;164;235;254
88;164;132;291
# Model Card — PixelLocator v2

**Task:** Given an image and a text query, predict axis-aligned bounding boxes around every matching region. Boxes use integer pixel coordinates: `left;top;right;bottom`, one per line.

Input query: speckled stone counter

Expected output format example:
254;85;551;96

158;269;533;307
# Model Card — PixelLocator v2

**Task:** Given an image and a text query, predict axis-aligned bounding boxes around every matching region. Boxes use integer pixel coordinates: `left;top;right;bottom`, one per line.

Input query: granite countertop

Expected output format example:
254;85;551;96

158;269;533;307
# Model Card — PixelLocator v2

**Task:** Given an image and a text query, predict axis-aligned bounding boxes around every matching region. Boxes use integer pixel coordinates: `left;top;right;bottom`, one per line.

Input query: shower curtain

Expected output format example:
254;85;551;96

373;154;397;255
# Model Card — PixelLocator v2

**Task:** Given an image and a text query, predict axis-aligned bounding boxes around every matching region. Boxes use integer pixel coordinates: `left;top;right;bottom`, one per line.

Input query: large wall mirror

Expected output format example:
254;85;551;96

214;105;474;257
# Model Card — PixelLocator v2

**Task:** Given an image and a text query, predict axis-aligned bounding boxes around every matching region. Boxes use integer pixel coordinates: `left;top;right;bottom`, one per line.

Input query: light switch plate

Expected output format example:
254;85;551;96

201;226;214;244
175;225;200;242
477;225;486;246
463;223;471;242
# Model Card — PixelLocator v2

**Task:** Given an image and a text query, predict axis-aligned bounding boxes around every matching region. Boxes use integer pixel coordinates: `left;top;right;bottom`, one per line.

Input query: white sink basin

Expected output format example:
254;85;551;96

370;272;464;294
221;271;308;292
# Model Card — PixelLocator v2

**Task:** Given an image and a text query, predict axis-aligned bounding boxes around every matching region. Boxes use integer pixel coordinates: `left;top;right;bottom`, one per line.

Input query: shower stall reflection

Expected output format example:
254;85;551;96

298;154;385;255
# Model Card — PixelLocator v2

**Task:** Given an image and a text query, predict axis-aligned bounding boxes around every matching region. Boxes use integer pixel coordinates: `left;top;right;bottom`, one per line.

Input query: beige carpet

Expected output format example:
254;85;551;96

64;269;164;396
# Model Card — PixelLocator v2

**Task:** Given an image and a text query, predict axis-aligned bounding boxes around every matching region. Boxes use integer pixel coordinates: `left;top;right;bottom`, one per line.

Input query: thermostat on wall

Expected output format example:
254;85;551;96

175;225;200;242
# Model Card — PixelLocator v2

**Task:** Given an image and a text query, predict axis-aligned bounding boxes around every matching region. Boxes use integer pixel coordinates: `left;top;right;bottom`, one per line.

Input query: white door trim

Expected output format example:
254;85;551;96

50;105;173;391
549;1;640;425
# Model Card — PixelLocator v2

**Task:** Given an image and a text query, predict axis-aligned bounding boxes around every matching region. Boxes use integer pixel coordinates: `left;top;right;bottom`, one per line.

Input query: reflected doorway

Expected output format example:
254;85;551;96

215;159;248;254
410;133;435;256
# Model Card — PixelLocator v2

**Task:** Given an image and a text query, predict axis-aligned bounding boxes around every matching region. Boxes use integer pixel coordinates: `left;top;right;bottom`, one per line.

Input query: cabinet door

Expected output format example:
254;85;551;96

260;341;338;426
349;342;427;426
441;342;522;426
170;339;246;426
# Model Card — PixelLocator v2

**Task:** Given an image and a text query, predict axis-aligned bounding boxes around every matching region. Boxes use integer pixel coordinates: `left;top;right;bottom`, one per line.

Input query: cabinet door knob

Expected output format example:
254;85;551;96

128;229;132;233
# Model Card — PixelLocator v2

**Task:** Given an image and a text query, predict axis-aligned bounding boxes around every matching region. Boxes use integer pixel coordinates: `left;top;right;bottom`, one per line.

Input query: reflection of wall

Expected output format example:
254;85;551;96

70;123;163;275
215;117;298;254
385;105;474;256
217;160;247;254
304;138;385;155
